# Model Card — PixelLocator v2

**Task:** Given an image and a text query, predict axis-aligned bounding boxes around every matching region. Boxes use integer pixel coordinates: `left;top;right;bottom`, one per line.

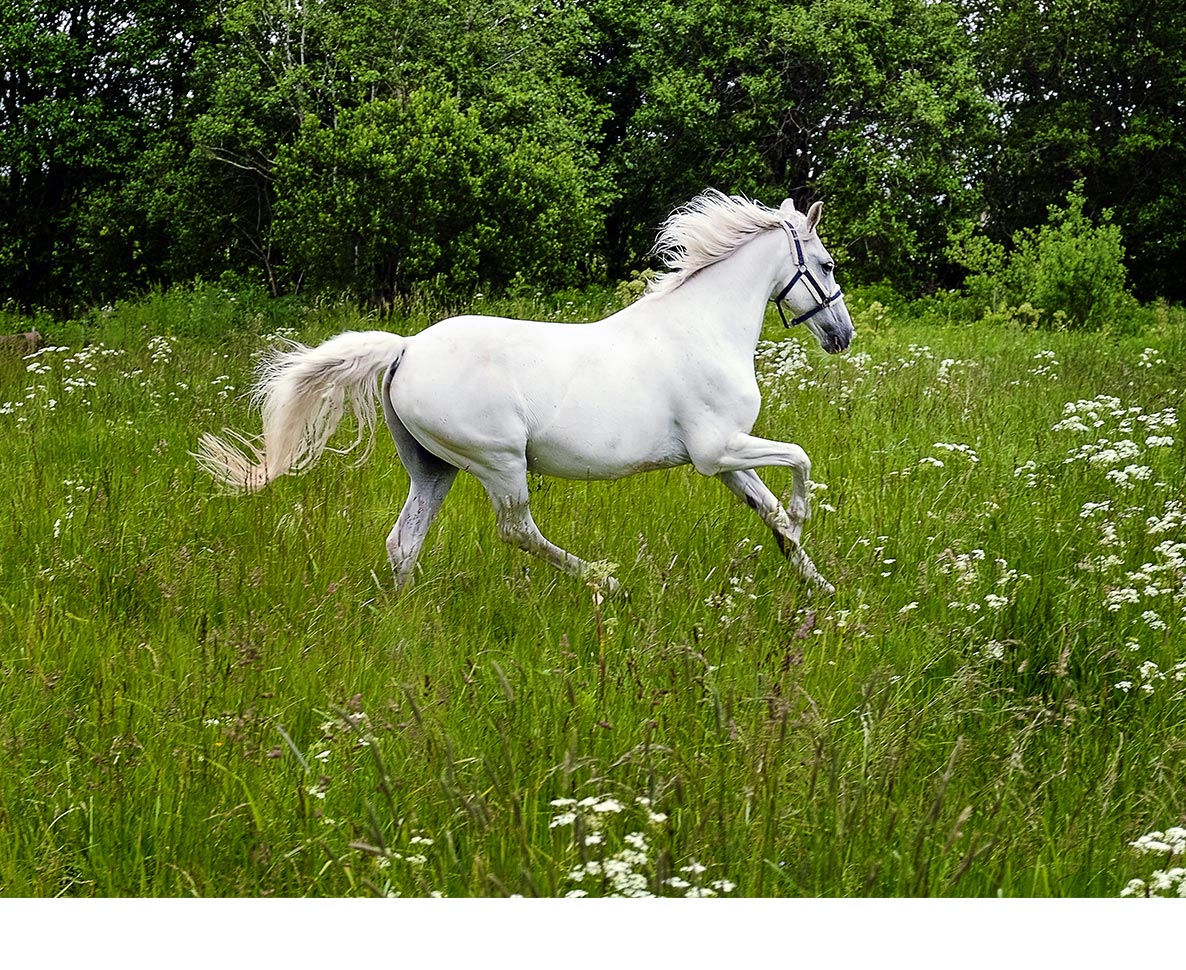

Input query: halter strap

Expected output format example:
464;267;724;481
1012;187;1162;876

772;222;843;328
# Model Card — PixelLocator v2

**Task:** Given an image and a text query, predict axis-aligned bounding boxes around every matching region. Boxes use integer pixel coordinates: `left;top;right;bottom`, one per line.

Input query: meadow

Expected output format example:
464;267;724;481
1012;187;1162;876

1;285;1183;897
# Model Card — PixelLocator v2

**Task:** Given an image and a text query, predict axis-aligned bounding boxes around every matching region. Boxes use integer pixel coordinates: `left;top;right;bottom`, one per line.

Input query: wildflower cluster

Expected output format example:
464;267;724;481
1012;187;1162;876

1075;492;1186;690
3;343;125;420
261;327;301;345
1054;396;1175;491
147;334;176;366
703;539;763;626
1135;347;1166;369
1042;393;1185;693
930;441;981;465
937;356;978;384
360;831;440;897
755;339;936;411
890;440;981;477
925;547;1036;667
550;794;735;898
1100;532;1186;618
1028;348;1060;379
937;548;1028;617
1120;826;1186;897
754;338;814;403
810;479;837;514
319;710;373;750
1013;459;1040;488
827;602;873;634
1113;659;1186;697
703;571;758;627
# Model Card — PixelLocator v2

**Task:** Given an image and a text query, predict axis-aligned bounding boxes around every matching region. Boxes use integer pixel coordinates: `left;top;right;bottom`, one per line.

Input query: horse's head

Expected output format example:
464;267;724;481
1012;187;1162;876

773;199;853;354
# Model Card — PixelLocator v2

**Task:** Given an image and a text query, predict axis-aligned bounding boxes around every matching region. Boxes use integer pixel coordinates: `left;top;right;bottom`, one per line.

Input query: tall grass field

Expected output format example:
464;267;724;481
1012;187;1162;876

1;286;1184;897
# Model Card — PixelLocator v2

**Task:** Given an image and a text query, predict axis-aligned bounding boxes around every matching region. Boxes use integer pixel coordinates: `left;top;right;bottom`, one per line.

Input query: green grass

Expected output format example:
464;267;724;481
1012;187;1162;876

1;285;1184;897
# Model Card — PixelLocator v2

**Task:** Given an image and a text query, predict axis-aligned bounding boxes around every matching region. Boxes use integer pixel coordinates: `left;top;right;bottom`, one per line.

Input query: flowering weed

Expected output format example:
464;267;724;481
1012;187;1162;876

1120;827;1186;897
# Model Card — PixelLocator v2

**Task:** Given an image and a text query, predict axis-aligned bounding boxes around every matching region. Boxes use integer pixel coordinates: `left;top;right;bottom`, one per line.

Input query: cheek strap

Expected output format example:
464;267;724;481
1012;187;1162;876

772;222;843;327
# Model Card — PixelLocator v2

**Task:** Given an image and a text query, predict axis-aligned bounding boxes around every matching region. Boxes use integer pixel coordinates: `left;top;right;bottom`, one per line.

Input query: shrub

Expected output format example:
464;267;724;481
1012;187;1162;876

954;183;1135;331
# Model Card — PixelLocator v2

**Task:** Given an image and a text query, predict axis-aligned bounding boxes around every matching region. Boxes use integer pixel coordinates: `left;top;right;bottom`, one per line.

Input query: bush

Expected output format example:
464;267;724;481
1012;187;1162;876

954;183;1134;331
273;91;600;308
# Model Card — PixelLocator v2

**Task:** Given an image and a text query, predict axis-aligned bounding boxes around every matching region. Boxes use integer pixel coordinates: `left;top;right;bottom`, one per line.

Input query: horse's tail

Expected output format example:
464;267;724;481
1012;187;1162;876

193;330;406;493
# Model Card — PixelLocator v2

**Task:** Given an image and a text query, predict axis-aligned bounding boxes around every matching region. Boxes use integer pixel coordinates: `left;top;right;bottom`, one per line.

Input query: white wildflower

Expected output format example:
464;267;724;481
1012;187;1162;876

1120;878;1147;897
1131;828;1186;856
1105;588;1141;611
1141;611;1168;632
933;441;980;463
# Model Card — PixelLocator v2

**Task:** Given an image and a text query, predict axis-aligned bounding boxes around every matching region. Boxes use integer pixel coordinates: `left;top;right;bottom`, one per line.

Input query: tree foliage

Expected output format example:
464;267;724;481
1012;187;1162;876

0;0;1182;310
0;1;211;305
579;0;990;286
957;0;1186;302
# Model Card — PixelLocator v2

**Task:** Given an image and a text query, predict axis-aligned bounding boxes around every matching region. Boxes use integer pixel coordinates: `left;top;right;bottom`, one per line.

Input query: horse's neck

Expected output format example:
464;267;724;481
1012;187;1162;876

644;229;782;356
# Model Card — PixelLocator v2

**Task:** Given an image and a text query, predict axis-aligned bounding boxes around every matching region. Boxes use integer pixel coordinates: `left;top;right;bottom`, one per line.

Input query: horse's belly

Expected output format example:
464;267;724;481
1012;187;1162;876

526;433;689;480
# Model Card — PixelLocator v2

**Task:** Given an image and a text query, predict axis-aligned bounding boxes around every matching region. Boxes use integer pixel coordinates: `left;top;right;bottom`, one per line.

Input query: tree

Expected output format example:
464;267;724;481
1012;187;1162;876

579;0;992;290
0;1;213;308
958;0;1186;302
188;0;604;302
273;92;597;303
955;183;1132;330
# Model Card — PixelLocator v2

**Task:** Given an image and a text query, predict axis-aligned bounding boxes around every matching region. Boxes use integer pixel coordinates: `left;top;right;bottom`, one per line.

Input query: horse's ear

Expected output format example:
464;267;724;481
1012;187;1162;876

779;198;798;218
806;201;823;234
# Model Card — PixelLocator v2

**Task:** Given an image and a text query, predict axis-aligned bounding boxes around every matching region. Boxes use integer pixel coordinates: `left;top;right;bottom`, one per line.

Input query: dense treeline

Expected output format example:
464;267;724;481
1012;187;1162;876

2;0;1183;312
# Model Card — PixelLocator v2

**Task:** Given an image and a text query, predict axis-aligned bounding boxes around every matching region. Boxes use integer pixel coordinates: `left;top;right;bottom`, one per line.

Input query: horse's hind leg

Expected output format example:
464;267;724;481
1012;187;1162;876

476;460;622;596
387;463;457;589
718;469;834;595
383;400;458;590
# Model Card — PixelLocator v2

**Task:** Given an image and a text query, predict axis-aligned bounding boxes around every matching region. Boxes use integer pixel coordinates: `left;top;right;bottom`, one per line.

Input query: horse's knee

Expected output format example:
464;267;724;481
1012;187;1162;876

494;505;536;552
497;522;530;551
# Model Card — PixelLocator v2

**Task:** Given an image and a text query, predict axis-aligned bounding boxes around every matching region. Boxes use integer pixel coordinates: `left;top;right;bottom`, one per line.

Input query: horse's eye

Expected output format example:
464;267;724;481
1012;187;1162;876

823;261;835;275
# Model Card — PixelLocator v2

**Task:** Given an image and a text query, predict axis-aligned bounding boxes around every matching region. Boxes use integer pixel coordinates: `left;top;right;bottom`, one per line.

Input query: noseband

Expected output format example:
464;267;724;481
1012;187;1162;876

772;222;843;328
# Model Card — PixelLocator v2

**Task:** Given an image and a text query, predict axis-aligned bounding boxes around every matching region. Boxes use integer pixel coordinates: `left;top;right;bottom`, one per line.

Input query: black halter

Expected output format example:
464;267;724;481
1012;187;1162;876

772;222;843;328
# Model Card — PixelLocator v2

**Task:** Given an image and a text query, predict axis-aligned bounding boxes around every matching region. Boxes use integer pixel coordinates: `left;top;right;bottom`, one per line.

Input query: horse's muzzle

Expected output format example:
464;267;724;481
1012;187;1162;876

823;328;853;354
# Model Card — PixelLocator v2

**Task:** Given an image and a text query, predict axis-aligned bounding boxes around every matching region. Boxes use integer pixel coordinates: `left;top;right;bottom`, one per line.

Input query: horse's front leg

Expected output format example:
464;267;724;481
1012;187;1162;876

697;433;812;534
697;435;833;594
718;469;802;549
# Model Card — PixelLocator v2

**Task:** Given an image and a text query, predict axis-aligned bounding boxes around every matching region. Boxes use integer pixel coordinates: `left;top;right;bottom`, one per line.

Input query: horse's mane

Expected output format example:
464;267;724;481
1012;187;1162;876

646;189;788;298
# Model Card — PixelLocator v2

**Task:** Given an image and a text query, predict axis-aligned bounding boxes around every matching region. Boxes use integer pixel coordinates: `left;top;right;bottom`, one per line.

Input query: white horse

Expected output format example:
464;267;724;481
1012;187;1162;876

195;189;853;596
